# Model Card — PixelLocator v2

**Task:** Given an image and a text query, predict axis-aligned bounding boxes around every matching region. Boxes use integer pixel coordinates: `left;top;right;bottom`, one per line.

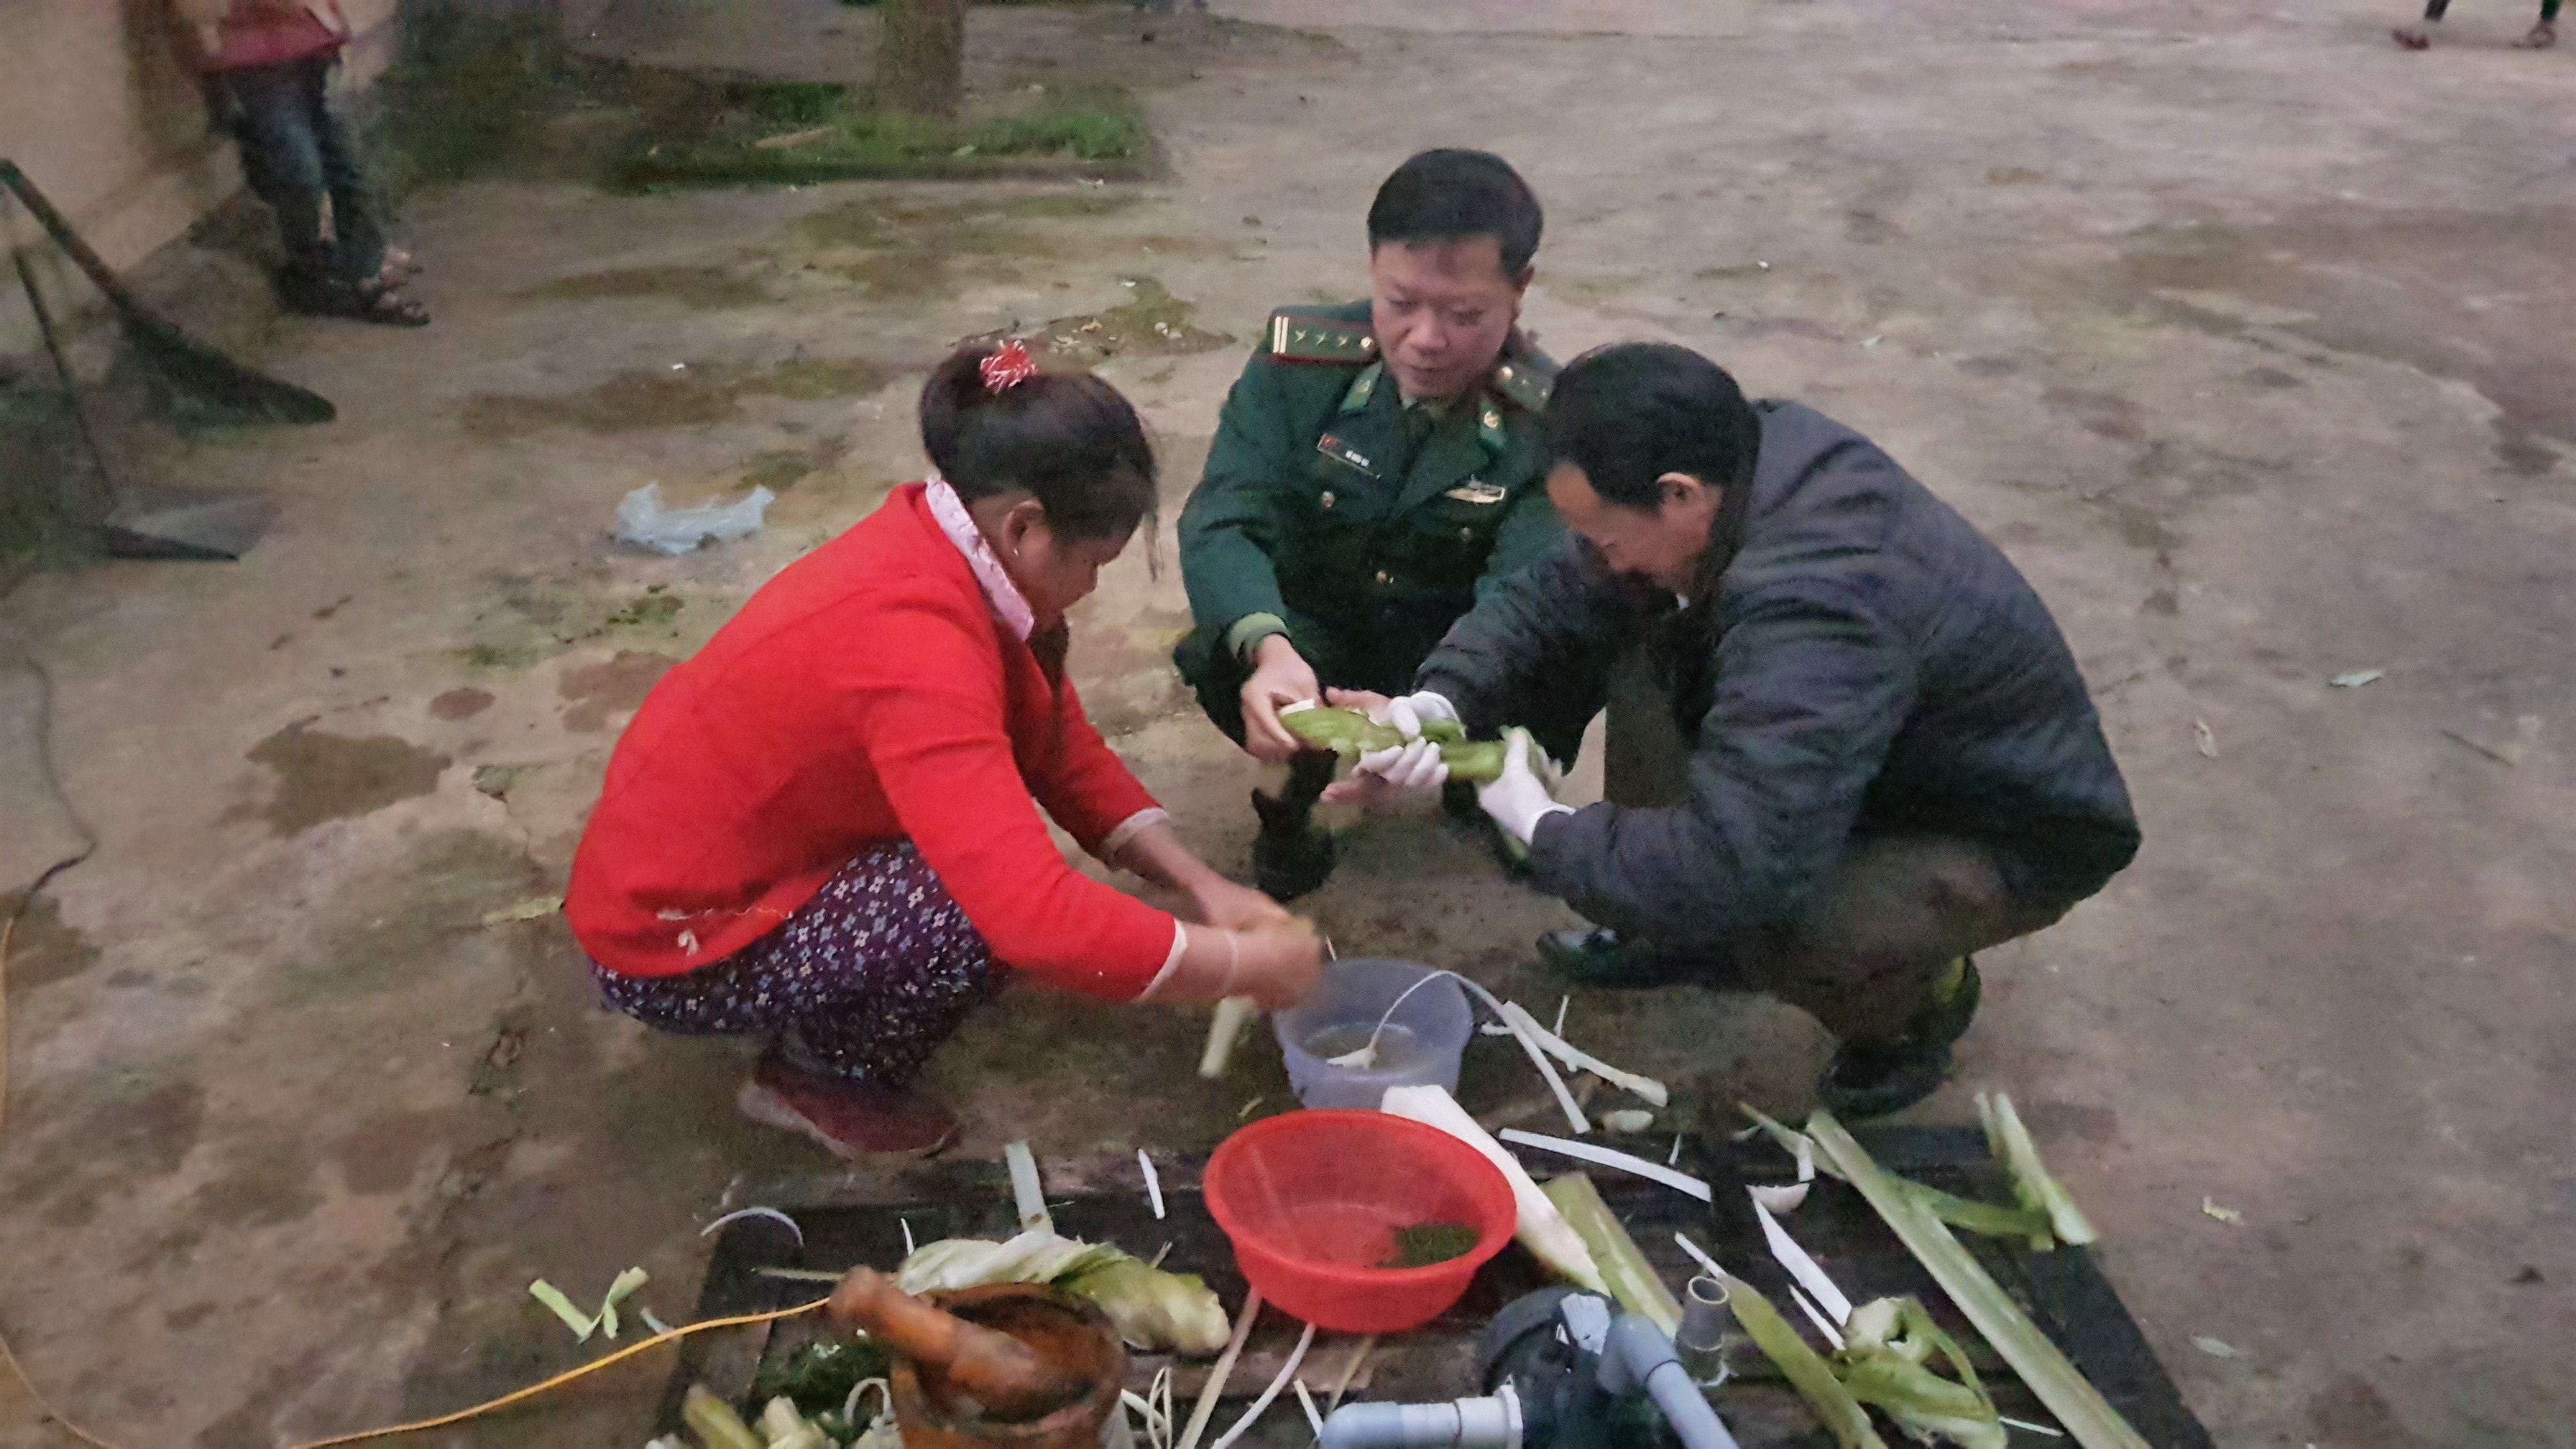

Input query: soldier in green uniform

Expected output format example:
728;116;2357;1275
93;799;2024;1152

1174;150;1574;898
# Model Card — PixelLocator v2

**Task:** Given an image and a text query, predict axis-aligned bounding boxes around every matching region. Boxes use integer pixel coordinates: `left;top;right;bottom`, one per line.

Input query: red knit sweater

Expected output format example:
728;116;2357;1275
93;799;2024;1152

567;484;1177;997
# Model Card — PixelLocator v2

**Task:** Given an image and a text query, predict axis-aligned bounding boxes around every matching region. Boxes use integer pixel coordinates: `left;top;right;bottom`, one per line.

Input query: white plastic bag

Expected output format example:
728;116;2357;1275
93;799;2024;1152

615;483;774;555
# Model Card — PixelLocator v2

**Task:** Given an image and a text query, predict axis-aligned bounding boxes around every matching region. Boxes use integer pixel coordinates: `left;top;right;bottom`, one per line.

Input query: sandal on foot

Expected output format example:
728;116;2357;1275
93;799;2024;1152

2514;22;2556;47
344;280;430;327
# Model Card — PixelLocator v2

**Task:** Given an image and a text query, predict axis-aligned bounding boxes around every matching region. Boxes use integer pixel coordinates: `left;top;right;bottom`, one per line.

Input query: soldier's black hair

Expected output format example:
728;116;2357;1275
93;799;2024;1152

919;344;1159;544
1543;342;1760;509
1367;150;1544;280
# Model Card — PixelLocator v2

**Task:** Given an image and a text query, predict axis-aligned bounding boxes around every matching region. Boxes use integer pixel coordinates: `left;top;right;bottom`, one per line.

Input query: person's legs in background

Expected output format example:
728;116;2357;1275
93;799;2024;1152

294;56;387;288
2395;0;2556;47
220;61;335;313
2521;0;2559;47
591;841;997;1156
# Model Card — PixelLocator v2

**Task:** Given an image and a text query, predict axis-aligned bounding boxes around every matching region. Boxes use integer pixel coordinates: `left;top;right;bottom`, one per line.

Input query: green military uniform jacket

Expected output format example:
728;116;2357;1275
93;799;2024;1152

1175;300;1562;724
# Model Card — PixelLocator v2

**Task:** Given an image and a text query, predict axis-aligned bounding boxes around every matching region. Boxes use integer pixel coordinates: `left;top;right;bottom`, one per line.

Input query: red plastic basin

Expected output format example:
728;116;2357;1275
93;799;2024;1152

1203;1109;1517;1333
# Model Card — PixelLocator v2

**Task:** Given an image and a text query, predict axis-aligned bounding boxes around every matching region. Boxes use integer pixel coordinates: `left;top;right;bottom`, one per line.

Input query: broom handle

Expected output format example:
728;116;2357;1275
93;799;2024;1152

0;160;154;319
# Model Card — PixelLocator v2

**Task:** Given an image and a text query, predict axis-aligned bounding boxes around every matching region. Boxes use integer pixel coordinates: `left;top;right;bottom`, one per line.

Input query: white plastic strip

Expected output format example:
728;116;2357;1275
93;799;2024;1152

1673;1230;1724;1282
1498;1000;1671;1109
1790;1285;1847;1350
1175;1289;1262;1449
1209;1320;1317;1449
700;1206;804;1245
1006;1140;1052;1234
1752;1193;1853;1326
1999;1415;2067;1439
1499;1129;1713;1200
1294;1379;1324;1440
1140;1150;1167;1221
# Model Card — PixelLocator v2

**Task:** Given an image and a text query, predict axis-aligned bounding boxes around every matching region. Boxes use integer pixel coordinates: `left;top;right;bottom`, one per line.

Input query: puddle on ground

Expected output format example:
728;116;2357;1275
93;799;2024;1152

559;650;679;732
516;262;772;309
245;726;452;836
459;356;899;439
971;277;1230;369
783;192;1144;301
0;890;99;993
428;687;496;720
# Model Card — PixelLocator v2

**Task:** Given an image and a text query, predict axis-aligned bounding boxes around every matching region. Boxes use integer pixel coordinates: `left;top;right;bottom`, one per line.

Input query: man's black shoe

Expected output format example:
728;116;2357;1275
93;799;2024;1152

1816;957;1982;1121
1250;785;1335;900
1534;926;1671;986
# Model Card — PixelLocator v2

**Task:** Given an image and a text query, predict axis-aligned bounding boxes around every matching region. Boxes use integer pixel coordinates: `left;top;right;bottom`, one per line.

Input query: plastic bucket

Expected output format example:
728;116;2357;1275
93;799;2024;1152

1272;958;1472;1110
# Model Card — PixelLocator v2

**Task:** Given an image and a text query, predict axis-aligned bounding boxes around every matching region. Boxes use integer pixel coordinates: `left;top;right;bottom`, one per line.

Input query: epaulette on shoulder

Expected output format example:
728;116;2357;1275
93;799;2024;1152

1267;309;1379;365
1488;344;1558;413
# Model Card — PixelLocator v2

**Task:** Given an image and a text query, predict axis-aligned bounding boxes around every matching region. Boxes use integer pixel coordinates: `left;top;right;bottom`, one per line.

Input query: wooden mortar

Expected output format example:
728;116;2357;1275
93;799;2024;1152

888;1285;1128;1449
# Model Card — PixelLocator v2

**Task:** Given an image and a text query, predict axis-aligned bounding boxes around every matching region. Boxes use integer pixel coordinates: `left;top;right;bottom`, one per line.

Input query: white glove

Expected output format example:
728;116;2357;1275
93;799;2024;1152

1371;690;1459;741
1348;737;1450;798
1476;728;1574;847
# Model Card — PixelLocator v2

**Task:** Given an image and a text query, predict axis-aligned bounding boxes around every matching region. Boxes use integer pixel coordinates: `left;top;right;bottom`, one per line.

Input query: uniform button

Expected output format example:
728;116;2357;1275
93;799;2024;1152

1374;569;1392;585
1320;491;1335;509
1459;526;1473;541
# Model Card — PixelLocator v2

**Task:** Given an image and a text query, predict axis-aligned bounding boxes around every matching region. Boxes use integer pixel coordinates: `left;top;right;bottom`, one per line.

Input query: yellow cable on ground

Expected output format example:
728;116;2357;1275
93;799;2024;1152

4;874;834;1447
279;1300;830;1449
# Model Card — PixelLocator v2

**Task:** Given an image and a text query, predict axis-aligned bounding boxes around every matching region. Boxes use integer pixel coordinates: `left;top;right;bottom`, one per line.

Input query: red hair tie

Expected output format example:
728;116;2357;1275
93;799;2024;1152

979;339;1039;394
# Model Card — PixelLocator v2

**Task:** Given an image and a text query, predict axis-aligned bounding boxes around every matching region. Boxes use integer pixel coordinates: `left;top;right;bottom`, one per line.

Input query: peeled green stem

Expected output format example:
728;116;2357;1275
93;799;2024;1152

1978;1091;2099;1248
1902;1179;2055;1248
684;1384;767;1449
1280;707;1505;782
1542;1172;1682;1335
1719;1274;1885;1449
1841;1298;2006;1449
1807;1111;2147;1449
1200;997;1259;1079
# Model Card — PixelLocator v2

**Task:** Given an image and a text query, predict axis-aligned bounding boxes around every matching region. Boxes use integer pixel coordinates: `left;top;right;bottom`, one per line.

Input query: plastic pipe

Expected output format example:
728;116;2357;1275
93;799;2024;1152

1604;1314;1742;1449
1676;1275;1733;1386
1317;1386;1521;1449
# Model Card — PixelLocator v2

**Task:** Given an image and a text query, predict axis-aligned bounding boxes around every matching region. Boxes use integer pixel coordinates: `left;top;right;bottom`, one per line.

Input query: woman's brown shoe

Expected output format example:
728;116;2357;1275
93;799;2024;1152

737;1052;958;1158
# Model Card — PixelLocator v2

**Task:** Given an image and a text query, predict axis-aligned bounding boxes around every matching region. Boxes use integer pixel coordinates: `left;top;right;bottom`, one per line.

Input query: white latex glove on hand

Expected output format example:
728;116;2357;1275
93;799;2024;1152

1372;690;1459;741
1476;728;1574;847
1319;689;1460;806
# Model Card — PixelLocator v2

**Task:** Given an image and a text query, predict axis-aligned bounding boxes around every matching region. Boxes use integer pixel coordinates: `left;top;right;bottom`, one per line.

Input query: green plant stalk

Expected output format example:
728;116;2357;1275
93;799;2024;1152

682;1383;765;1449
1541;1173;1682;1335
1901;1179;2055;1249
1807;1112;2148;1449
1719;1273;1886;1449
1841;1298;2005;1449
1978;1091;2099;1248
1280;707;1503;782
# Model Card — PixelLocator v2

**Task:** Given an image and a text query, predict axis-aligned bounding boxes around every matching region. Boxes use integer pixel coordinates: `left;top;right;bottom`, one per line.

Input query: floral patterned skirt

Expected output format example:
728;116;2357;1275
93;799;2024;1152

591;840;999;1087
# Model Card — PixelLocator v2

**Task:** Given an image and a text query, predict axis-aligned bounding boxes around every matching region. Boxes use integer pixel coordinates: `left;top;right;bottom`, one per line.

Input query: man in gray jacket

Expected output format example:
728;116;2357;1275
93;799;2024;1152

1326;341;2139;1115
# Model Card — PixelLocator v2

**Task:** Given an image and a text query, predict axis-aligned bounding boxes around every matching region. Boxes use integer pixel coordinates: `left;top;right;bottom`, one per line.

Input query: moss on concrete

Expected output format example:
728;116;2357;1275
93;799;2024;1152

607;82;1151;190
458;356;899;439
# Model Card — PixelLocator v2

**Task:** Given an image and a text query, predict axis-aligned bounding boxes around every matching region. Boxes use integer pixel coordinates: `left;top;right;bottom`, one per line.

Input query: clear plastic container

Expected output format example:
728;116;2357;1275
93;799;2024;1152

1273;958;1473;1110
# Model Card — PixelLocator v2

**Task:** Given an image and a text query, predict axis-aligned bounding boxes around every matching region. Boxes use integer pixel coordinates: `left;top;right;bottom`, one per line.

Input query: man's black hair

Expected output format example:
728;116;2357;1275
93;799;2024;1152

1366;150;1544;279
1542;342;1761;509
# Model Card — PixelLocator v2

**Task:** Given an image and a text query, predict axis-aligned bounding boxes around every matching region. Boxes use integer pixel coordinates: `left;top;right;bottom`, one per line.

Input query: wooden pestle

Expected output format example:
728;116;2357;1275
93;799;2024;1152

827;1268;1086;1420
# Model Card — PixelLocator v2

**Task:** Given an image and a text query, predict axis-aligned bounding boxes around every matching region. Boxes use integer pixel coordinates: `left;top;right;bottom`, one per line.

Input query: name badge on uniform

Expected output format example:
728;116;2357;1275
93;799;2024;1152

1443;480;1509;505
1316;433;1378;477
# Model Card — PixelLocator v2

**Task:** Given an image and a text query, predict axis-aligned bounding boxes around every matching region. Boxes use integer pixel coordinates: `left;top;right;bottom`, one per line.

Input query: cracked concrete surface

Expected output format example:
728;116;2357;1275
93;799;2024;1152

3;1;2573;1445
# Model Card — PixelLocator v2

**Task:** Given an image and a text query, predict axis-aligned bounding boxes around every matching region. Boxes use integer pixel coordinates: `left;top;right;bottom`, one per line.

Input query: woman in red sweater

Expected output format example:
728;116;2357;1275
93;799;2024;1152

568;344;1321;1156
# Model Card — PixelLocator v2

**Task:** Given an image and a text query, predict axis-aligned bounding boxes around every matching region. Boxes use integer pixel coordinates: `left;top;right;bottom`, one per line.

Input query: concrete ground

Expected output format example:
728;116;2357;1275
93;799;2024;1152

3;0;2572;1444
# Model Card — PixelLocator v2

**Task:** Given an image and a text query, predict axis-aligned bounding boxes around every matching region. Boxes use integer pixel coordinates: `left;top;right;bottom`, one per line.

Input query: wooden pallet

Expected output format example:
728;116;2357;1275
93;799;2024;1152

667;1127;2211;1448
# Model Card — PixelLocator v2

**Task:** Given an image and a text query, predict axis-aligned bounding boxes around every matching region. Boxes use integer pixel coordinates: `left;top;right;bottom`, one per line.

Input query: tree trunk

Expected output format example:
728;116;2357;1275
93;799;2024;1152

876;0;967;120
